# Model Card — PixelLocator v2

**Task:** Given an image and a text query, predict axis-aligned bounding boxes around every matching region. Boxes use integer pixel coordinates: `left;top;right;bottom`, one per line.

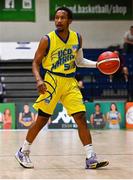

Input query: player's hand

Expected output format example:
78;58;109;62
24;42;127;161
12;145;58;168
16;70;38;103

36;80;47;94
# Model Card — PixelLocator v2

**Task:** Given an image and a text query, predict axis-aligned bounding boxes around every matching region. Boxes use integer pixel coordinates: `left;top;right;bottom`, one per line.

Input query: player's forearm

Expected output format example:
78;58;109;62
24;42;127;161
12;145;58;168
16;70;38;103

32;60;42;82
32;59;47;94
76;57;97;68
75;48;97;68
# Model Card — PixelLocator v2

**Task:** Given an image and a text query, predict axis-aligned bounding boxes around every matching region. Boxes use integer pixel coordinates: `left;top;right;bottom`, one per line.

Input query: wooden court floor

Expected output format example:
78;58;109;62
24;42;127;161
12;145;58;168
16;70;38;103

0;129;133;179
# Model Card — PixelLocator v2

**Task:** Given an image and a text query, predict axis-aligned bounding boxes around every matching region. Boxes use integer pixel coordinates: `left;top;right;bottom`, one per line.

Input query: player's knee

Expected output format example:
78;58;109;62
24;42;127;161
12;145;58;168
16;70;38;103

35;109;51;129
38;109;51;118
72;111;85;119
72;111;87;128
78;111;86;120
34;116;49;130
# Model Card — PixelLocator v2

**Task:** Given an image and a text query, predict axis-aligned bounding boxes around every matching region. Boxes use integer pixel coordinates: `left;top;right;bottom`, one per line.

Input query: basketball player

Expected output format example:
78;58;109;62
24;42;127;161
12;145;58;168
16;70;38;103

106;103;121;129
19;104;35;128
90;103;106;129
15;7;109;169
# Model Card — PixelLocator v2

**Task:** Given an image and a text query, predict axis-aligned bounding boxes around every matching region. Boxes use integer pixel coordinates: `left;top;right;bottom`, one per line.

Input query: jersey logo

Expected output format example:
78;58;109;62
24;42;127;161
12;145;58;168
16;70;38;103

72;45;79;52
51;48;75;71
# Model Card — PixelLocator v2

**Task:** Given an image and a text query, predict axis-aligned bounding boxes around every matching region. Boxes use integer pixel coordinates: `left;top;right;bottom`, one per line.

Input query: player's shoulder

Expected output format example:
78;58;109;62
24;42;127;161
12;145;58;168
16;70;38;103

41;31;55;41
74;31;82;48
76;32;82;38
70;29;82;38
40;31;54;44
47;30;55;36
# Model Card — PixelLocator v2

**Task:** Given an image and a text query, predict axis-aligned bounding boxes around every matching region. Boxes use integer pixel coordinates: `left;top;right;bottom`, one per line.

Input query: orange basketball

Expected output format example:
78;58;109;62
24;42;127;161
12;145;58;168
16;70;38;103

97;51;120;75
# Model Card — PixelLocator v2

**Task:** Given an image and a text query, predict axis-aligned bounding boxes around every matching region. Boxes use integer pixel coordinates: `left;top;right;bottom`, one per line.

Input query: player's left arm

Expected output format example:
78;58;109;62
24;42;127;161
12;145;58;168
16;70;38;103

118;112;121;123
75;34;97;68
31;112;35;122
103;114;107;121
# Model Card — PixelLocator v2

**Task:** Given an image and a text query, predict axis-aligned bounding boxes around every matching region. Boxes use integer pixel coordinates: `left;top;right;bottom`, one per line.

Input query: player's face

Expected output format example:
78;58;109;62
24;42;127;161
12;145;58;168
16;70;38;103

24;105;30;113
95;105;100;112
4;109;11;116
111;104;116;111
55;10;71;32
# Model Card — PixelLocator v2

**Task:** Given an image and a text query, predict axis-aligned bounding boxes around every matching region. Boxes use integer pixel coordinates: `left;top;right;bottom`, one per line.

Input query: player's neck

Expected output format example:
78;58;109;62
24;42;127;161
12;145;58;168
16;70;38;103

96;111;100;114
56;29;69;40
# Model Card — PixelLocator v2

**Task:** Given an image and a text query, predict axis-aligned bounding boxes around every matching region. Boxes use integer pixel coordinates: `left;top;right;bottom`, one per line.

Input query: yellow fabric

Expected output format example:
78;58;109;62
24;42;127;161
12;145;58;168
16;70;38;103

41;30;79;74
33;71;86;115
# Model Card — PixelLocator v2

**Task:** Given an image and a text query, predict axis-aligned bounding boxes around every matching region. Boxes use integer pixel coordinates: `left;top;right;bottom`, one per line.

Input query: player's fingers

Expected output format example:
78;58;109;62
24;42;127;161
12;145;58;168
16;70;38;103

38;84;47;94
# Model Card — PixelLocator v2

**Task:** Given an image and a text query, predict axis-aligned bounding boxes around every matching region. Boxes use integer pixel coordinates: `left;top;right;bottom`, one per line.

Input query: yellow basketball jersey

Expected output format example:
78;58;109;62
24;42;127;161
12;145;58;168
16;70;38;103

41;30;80;75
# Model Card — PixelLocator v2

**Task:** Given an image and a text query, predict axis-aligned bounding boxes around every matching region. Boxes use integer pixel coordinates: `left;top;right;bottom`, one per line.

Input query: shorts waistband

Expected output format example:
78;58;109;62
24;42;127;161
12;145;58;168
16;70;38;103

46;70;75;78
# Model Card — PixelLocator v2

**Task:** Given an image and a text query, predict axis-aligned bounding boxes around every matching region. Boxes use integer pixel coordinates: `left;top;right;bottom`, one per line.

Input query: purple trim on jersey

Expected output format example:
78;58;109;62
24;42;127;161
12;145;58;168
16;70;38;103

76;32;81;49
40;35;50;78
55;29;70;43
45;35;50;55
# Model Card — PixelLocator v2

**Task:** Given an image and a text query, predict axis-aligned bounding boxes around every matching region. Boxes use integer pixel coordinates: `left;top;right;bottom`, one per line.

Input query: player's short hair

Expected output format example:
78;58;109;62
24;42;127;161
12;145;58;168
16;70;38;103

55;7;73;20
130;25;133;29
95;103;101;107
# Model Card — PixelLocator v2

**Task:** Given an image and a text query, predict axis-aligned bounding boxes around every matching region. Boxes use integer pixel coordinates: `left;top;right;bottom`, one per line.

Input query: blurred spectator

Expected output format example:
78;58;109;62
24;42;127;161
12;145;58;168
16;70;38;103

109;50;128;83
90;103;106;129
0;78;3;102
3;108;12;129
0;82;2;94
0;112;3;129
106;103;121;129
123;26;133;53
19;104;35;128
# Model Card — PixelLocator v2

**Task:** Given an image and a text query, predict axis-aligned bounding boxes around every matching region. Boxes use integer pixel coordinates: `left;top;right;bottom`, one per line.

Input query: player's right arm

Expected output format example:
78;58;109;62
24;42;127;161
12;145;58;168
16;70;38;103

19;112;24;124
32;36;48;94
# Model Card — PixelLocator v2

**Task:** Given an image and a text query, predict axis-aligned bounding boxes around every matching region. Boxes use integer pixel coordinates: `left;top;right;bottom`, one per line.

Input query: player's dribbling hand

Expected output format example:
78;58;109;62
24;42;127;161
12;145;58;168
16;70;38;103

36;80;47;94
